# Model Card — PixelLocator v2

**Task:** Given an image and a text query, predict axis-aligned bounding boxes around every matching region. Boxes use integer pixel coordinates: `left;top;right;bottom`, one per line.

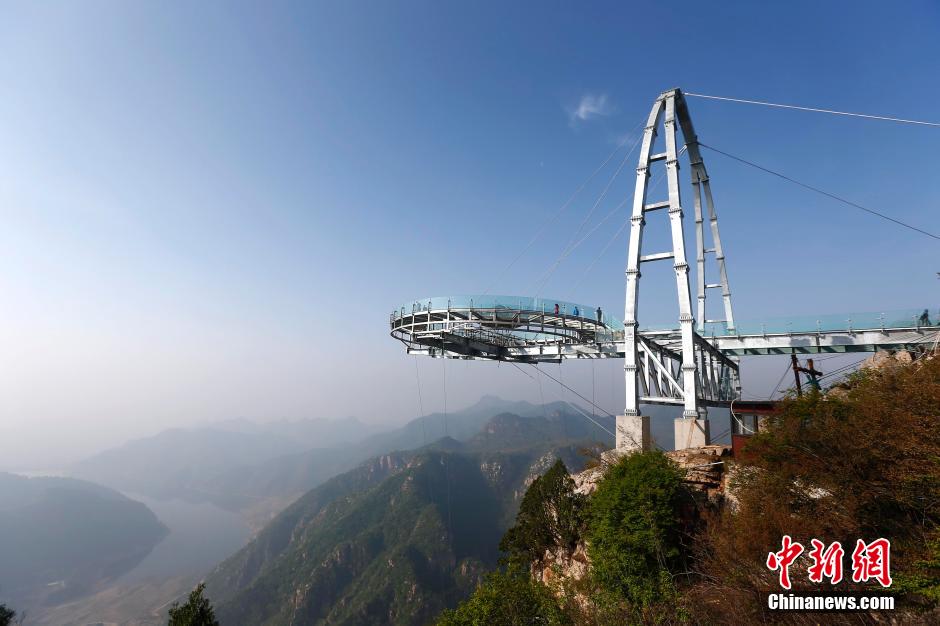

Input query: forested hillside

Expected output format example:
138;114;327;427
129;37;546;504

441;354;940;625
205;410;602;624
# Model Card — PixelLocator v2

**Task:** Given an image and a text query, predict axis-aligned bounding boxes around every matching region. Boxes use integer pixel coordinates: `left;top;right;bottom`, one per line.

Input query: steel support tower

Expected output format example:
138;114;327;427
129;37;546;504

621;88;736;449
389;87;940;452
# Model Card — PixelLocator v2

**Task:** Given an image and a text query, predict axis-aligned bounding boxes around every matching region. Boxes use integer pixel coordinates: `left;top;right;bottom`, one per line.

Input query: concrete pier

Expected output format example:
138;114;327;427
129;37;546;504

674;418;710;449
616;414;651;452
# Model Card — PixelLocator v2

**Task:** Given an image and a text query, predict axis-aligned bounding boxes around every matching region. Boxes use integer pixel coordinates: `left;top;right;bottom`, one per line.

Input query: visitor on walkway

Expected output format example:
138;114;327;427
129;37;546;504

554;303;559;315
596;306;603;323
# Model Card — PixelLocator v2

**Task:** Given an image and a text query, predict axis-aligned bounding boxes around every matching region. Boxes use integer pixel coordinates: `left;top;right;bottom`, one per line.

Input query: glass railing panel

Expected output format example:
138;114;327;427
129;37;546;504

394;299;932;338
698;308;930;337
393;295;624;330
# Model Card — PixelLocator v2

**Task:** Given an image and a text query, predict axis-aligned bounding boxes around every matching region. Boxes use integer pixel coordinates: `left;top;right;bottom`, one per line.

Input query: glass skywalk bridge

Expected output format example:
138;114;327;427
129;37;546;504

390;296;939;361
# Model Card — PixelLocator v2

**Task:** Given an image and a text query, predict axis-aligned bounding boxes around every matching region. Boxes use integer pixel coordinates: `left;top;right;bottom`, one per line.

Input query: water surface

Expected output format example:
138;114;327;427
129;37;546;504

117;494;251;582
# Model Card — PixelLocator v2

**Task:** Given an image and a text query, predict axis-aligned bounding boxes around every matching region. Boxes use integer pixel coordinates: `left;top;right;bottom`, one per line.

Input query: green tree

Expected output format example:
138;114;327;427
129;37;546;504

168;583;219;626
586;451;686;608
499;460;585;569
0;604;15;626
437;569;569;626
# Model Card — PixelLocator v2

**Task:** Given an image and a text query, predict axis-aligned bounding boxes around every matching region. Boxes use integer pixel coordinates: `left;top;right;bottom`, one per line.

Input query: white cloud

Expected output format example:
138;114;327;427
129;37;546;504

569;93;613;123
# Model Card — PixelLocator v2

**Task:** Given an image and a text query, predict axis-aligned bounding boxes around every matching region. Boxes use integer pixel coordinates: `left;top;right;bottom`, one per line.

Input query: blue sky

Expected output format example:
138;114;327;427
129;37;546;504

1;1;938;467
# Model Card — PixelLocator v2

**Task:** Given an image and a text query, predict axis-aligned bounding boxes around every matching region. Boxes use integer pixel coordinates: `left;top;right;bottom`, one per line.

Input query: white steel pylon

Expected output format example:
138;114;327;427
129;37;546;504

620;88;737;450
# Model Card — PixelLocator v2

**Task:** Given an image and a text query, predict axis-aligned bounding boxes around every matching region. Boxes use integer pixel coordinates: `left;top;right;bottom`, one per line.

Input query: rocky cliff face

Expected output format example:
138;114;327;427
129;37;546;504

532;445;733;600
665;444;731;505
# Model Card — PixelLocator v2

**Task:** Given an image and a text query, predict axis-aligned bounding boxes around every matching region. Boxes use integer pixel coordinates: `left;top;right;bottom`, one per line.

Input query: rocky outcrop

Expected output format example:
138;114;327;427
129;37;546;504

533;542;591;604
581;445;731;500
861;349;914;371
533;445;733;602
828;349;927;399
667;444;731;505
532;445;733;607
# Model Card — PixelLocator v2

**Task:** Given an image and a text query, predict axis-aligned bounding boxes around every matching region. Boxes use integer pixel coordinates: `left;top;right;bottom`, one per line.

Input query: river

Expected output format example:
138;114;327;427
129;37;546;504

116;494;252;582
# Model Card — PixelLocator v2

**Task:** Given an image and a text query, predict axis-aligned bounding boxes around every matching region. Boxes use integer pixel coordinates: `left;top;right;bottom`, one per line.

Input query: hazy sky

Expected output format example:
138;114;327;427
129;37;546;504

1;1;938;469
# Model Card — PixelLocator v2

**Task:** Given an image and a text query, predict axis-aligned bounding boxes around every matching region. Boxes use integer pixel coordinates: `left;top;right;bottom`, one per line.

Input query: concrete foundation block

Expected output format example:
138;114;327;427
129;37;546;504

674;418;710;449
616;414;651;452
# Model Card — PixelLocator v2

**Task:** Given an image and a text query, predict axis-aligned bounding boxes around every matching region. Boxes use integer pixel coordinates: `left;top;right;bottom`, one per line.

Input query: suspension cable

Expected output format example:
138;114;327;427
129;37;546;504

413;358;437;504
509;362;616;438
685;92;940;128
441;353;447;437
414;359;427;447
591;359;597;442
558;361;568;439
559;195;630;266
769;360;793;399
529;364;617;427
439;354;452;537
482;117;646;295
699;142;939;241
812;358;867;385
570;166;671;294
535;364;548;418
532;136;640;295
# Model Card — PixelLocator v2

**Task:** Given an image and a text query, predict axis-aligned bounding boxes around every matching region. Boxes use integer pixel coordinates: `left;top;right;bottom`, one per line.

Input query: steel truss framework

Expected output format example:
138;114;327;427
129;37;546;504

389;299;739;408
389;87;940;429
623;88;736;418
391;307;939;359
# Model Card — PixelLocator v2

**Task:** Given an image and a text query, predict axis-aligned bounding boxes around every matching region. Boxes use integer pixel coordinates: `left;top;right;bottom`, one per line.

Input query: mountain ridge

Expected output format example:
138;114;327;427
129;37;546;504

204;409;605;624
0;472;168;611
67;397;608;519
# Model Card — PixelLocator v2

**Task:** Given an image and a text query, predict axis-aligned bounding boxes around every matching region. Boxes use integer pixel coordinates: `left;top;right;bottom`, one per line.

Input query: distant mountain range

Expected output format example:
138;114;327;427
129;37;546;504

0;473;167;610
209;415;384;448
68;416;383;501
205;410;598;625
69;397;622;525
34;397;680;623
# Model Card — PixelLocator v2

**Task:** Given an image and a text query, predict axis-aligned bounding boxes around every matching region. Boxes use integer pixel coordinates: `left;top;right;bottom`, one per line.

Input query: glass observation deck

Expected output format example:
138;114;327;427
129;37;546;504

393;295;625;331
393;296;935;337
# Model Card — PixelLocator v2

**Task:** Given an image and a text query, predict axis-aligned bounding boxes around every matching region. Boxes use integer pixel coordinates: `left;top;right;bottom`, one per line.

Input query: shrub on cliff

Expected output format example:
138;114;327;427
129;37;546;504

586;451;688;609
499;459;586;570
168;583;219;626
437;569;570;626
